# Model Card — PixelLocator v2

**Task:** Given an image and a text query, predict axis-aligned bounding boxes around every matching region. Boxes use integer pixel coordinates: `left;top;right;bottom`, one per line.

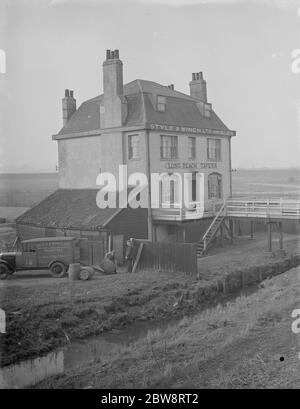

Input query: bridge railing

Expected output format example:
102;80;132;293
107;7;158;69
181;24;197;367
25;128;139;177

226;198;300;219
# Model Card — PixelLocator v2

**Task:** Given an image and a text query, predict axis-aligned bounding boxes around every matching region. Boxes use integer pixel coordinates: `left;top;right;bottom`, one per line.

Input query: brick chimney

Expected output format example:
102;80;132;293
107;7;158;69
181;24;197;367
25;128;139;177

189;72;207;102
100;49;127;128
62;89;76;126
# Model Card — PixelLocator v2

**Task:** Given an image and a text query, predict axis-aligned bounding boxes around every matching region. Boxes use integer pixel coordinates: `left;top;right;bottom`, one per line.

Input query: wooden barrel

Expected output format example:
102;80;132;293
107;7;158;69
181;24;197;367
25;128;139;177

68;263;81;281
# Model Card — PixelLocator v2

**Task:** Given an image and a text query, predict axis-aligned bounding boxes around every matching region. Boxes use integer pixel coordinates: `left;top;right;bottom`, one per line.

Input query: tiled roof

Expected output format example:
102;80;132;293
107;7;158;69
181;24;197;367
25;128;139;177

16;189;120;230
58;79;232;135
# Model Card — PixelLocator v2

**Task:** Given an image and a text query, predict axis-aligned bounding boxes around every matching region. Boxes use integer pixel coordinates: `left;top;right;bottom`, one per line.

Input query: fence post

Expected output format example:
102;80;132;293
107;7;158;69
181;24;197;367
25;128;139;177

267;222;272;252
180;206;183;220
278;222;283;250
250;220;254;240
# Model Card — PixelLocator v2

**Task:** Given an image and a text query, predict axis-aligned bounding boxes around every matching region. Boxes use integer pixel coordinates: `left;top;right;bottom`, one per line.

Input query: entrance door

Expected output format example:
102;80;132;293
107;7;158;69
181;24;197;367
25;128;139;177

192;172;197;202
208;173;223;199
113;234;124;264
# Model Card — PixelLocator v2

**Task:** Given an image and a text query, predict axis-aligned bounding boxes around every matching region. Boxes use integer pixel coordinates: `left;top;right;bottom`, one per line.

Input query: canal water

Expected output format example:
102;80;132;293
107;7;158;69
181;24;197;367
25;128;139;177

0;283;259;388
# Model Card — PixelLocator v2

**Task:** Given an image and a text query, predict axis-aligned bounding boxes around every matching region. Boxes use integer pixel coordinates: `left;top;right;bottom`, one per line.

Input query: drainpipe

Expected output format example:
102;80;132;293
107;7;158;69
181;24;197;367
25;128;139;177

229;136;232;197
145;129;153;241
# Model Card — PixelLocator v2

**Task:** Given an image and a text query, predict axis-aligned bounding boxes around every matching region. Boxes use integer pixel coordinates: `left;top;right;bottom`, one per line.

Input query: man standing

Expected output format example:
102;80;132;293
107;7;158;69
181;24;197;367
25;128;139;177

125;238;135;273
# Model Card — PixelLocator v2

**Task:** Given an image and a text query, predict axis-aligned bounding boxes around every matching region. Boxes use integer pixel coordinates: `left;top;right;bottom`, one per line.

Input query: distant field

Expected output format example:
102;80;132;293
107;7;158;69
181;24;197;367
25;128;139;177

232;168;300;197
0;169;299;209
0;173;58;207
0;207;29;222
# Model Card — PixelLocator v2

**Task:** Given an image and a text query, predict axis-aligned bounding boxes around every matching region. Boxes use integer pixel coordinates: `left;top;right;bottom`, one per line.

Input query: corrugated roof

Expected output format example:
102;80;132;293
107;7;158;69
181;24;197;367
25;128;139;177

58;79;232;135
16;189;120;230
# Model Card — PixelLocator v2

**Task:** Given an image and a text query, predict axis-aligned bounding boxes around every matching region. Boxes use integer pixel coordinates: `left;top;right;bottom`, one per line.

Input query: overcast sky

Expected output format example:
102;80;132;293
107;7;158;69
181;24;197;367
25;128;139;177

0;0;299;172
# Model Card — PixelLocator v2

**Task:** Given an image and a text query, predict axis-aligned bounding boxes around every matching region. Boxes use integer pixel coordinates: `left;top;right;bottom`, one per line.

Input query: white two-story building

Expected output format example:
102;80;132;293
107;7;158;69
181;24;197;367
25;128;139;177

17;49;236;260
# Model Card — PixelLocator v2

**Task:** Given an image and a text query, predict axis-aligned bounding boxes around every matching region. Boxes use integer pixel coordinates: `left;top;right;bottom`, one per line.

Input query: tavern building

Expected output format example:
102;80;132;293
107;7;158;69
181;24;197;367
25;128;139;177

17;50;236;262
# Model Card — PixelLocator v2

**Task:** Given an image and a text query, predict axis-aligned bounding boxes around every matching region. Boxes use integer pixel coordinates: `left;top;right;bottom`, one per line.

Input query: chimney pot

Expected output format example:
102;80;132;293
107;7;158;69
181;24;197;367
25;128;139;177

62;89;76;126
106;49;111;60
189;71;207;102
114;49;119;59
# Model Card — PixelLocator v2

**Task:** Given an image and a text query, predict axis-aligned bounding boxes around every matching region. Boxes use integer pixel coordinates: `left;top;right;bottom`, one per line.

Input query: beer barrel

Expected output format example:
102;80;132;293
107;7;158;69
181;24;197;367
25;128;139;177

68;263;81;280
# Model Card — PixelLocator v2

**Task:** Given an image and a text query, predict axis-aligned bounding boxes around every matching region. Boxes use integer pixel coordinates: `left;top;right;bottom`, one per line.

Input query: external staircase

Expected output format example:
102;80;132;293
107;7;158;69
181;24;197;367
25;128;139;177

197;197;300;257
197;202;226;257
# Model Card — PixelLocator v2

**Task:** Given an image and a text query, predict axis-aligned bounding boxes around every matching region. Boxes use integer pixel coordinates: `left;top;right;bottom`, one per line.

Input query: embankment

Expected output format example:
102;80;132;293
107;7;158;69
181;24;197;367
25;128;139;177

1;250;300;368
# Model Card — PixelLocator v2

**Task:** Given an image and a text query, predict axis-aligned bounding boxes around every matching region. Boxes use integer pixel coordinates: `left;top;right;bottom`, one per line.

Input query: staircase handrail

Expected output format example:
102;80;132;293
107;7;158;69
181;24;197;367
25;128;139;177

202;202;226;249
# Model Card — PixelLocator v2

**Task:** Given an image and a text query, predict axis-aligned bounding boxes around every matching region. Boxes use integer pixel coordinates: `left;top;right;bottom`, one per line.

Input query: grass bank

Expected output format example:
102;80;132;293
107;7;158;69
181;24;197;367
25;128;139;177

1;234;300;368
37;267;300;389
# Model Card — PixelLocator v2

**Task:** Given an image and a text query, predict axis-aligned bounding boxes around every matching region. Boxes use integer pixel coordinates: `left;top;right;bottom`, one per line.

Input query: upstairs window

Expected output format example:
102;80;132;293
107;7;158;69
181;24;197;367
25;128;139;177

160;135;178;159
188;137;196;159
207;138;221;161
157;95;166;112
128;134;140;160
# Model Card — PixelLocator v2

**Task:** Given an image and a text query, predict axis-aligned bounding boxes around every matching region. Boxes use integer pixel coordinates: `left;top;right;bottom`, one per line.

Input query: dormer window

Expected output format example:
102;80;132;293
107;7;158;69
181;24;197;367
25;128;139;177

204;103;212;118
157;95;166;112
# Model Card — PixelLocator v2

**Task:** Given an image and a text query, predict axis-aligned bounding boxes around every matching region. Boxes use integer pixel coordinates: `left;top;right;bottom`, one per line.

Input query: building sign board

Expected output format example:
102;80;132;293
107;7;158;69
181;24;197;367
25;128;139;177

165;162;217;170
148;123;235;137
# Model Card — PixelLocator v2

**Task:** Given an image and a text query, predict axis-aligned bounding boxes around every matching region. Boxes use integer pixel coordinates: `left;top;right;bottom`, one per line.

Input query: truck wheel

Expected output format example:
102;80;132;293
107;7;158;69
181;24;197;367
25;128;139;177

50;261;67;278
79;267;93;281
0;264;10;280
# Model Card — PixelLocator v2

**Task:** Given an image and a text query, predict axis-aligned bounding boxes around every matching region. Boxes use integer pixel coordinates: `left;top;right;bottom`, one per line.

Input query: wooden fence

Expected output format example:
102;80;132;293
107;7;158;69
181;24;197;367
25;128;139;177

134;239;198;274
80;239;104;266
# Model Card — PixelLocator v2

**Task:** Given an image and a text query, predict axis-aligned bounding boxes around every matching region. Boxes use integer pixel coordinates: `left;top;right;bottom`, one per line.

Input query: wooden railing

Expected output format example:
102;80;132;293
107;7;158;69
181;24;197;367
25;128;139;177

151;198;300;222
226;198;300;219
152;201;203;221
152;200;224;221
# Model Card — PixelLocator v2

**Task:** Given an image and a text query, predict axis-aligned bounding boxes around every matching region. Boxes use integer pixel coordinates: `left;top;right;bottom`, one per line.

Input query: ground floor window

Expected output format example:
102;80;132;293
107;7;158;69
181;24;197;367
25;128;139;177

208;172;222;199
160;173;181;207
159;172;199;206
